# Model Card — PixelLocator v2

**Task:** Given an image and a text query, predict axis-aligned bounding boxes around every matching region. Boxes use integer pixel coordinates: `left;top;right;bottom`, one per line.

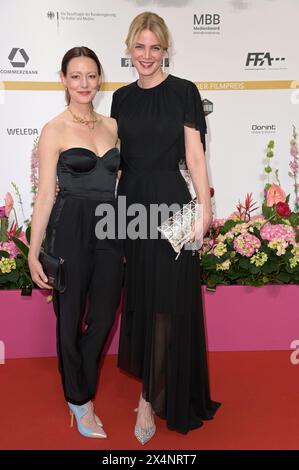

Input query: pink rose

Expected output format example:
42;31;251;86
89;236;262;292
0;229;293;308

266;184;286;207
4;192;14;217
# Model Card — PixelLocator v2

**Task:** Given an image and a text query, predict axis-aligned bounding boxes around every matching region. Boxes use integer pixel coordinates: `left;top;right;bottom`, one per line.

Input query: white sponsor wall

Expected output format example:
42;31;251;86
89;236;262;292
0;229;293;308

0;0;298;223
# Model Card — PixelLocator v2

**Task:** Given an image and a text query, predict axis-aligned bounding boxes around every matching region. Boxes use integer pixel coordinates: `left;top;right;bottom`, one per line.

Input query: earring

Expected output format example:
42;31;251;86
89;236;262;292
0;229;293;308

163;50;169;73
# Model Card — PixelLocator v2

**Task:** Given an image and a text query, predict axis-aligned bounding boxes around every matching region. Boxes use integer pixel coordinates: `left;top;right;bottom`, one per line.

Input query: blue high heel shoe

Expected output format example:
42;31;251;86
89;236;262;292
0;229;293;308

91;401;103;427
68;402;107;439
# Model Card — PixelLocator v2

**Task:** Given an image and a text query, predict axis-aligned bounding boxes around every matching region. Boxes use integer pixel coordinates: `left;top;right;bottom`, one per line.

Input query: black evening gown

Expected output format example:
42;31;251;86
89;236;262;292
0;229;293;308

111;75;220;434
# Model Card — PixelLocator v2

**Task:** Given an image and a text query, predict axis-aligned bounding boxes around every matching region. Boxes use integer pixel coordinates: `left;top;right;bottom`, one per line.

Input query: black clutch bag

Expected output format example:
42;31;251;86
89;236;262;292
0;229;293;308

38;250;66;293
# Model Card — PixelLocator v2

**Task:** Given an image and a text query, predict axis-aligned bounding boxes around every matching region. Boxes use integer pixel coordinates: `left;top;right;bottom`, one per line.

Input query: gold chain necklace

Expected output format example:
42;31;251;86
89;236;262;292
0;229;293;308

68;107;98;130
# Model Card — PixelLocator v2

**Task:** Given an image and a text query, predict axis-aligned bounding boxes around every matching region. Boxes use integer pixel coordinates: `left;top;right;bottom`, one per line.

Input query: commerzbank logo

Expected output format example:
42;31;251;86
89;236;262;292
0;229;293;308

8;48;29;68
0;48;38;76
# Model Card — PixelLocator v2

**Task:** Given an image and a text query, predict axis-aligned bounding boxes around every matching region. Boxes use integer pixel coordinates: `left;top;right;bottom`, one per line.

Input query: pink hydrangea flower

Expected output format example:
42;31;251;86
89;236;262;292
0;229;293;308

233;233;261;257
0;240;19;258
260;223;295;244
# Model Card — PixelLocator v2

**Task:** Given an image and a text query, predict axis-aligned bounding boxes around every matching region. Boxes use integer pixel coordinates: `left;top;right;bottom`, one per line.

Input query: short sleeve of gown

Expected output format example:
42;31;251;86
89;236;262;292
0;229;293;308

184;81;207;151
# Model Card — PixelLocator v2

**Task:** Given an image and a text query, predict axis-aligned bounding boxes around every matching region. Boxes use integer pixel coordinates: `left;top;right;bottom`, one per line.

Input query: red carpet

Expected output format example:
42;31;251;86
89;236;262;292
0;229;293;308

0;352;298;450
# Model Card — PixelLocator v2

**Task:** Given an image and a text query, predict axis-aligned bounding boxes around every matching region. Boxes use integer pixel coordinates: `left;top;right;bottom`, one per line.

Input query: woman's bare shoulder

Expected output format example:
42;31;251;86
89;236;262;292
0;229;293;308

42;111;68;134
38;111;69;156
39;111;69;146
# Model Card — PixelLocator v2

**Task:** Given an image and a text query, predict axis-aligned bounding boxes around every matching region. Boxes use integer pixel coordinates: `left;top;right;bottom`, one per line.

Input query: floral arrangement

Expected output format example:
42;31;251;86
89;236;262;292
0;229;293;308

0;189;32;289
1;133;299;290
200;133;299;288
0;140;40;289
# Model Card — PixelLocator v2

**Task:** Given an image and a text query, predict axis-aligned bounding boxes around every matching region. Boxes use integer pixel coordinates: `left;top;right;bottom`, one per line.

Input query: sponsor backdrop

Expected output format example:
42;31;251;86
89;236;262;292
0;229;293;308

0;0;298;223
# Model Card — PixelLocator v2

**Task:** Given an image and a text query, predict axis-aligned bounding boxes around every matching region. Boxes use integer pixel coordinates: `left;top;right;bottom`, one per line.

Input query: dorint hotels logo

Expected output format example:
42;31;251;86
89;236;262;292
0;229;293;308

251;123;276;134
0;48;38;75
245;52;286;71
193;13;220;35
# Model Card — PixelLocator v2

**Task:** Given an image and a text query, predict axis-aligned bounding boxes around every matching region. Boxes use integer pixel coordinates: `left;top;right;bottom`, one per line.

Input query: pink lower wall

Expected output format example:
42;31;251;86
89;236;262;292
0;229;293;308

0;285;298;359
203;285;299;351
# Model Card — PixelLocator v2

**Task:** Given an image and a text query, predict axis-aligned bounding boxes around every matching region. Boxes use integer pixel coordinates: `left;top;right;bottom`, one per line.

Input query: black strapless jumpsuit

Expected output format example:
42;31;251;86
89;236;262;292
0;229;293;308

45;147;123;405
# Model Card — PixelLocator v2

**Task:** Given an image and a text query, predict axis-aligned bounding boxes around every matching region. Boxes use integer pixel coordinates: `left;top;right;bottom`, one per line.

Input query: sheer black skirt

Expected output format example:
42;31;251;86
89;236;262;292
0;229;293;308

117;170;220;434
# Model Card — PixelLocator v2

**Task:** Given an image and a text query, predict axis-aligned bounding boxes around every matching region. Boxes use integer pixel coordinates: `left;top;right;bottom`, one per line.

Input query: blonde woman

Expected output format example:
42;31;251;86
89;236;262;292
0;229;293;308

111;12;220;444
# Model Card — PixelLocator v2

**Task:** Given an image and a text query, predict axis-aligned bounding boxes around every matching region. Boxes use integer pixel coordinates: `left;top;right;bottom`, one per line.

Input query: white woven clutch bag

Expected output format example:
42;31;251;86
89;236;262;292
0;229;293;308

157;198;202;259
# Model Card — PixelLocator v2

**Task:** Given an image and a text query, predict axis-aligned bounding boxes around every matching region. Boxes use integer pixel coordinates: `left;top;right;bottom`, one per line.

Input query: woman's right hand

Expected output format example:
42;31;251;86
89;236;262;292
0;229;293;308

28;256;52;289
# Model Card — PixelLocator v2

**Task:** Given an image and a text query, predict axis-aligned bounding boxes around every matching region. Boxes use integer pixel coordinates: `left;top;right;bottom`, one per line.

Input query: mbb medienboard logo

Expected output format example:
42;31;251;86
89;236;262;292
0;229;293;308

193;13;221;34
245;52;287;70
